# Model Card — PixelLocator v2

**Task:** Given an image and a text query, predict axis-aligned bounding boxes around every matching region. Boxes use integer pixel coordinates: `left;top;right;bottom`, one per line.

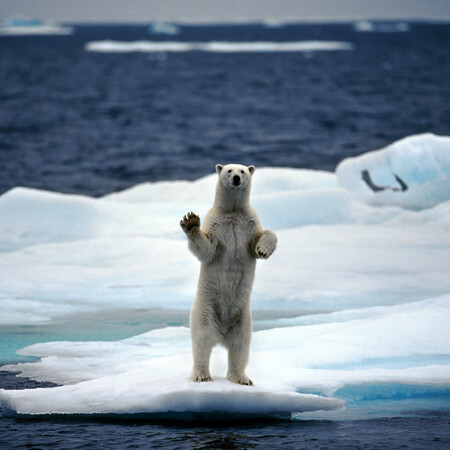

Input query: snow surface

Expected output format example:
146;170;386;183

0;133;449;419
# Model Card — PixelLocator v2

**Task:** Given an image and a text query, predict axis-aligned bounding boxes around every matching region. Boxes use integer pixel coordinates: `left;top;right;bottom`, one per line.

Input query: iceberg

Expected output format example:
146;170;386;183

0;133;449;420
336;134;450;209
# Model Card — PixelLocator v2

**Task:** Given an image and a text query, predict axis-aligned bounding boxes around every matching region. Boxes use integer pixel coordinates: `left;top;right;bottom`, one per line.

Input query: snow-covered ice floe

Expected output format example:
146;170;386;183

0;327;344;420
0;133;449;420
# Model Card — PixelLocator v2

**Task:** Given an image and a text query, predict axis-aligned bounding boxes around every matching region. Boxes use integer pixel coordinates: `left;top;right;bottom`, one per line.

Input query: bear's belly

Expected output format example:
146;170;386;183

197;217;257;323
199;264;254;333
203;256;255;282
199;258;256;305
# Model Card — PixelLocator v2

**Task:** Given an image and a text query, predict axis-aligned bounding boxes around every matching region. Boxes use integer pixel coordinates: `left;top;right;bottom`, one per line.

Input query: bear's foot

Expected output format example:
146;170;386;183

192;372;213;382
227;373;254;386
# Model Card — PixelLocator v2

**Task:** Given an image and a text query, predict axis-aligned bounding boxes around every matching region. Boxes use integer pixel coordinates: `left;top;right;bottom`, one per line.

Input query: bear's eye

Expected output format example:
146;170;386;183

240;170;244;174
227;169;232;173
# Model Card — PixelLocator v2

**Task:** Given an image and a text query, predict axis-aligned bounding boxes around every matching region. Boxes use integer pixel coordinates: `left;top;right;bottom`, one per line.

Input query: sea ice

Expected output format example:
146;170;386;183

1;296;447;419
85;40;355;53
0;133;449;419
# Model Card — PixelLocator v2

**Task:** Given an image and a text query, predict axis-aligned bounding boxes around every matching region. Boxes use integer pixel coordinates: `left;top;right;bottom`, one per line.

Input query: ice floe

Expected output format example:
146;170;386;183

0;17;73;35
0;133;449;419
85;40;354;53
1;296;447;419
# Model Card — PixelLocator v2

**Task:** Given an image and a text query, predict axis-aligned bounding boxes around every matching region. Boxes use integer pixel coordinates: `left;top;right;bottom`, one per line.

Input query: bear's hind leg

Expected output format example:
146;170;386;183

191;328;215;382
224;313;253;386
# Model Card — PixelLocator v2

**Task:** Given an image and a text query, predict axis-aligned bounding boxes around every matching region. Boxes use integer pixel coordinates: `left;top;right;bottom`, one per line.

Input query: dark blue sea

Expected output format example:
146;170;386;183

1;22;449;196
1;22;449;448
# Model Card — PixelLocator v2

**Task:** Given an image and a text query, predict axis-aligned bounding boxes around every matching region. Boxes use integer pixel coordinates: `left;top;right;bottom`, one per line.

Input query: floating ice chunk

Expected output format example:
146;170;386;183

336;134;450;209
85;40;354;53
86;40;193;53
0;377;343;420
199;41;355;53
0;327;343;420
148;22;180;36
0;17;73;35
1;296;448;419
353;21;410;33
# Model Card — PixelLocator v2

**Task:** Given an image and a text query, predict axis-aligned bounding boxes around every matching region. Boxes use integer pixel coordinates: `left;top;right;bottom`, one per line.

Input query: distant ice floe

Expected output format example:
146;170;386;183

0;17;73;36
148;22;180;36
0;133;449;419
262;19;286;29
85;40;355;53
353;21;410;33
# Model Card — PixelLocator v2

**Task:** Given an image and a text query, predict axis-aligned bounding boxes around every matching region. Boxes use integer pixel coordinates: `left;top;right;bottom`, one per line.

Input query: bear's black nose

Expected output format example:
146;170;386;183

232;175;241;185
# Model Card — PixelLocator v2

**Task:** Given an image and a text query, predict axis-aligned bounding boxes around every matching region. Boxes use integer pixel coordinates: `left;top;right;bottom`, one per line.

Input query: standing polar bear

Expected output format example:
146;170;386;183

180;164;277;386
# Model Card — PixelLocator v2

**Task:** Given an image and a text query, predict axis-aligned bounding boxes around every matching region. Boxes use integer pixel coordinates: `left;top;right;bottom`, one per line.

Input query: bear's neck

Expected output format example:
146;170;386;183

214;184;251;213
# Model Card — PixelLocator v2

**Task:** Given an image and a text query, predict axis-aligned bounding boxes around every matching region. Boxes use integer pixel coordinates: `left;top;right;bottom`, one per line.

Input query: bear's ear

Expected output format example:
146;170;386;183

248;165;256;175
215;164;224;174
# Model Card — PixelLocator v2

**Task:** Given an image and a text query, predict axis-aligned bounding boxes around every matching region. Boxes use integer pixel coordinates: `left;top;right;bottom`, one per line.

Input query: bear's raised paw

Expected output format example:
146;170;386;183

180;212;200;236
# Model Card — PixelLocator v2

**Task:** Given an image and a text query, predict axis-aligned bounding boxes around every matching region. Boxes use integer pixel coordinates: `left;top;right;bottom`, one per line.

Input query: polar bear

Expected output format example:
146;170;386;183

180;164;277;385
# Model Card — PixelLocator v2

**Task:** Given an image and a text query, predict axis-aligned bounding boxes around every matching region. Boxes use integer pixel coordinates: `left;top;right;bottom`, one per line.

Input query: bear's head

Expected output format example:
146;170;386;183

215;164;255;191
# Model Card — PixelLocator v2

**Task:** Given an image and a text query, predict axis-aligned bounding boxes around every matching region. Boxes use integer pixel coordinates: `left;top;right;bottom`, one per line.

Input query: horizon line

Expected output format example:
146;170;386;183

39;17;450;26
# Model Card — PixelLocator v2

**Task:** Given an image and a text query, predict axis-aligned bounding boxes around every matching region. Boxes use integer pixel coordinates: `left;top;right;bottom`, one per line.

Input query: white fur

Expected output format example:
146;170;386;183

180;164;277;385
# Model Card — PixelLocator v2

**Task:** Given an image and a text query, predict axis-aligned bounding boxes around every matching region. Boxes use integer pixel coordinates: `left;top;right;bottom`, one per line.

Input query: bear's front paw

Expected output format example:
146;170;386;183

255;231;277;259
227;373;254;386
256;243;270;259
180;212;200;237
255;241;275;259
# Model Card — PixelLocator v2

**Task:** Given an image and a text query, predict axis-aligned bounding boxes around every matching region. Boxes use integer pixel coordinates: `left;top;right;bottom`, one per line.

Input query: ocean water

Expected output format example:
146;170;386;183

1;22;449;196
1;22;450;448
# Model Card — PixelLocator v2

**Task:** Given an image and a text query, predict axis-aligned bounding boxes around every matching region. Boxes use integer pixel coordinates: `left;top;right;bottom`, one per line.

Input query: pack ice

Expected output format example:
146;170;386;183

0;133;449;420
